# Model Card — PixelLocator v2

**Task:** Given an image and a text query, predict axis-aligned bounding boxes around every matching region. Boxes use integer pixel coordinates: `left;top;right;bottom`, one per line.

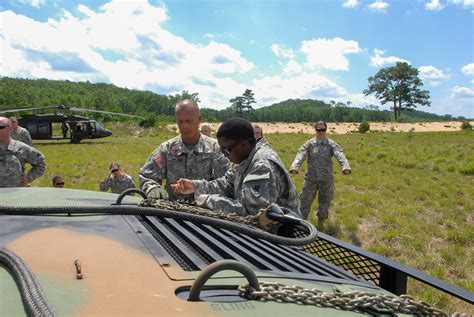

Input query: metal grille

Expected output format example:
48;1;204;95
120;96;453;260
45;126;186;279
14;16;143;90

138;215;199;271
136;216;363;283
293;228;381;285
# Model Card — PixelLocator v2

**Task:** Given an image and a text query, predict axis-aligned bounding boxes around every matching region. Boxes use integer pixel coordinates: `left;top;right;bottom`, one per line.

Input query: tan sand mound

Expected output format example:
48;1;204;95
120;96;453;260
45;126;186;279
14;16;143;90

167;121;473;135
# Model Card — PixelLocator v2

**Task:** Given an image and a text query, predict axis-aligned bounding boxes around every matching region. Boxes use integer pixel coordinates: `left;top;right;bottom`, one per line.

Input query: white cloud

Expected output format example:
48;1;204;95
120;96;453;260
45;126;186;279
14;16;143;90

252;72;347;106
451;86;474;99
370;49;410;67
271;44;295;59
461;63;474;76
0;1;255;108
367;1;389;12
425;0;444;10
342;0;359;8
452;0;474;9
203;33;215;39
283;60;303;74
16;0;45;8
418;65;450;86
300;37;362;71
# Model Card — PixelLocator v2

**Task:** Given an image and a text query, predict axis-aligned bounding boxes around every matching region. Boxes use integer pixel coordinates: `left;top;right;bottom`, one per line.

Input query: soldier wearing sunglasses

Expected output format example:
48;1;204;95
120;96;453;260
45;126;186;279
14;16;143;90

171;117;301;218
290;121;351;228
0;116;45;188
100;162;135;194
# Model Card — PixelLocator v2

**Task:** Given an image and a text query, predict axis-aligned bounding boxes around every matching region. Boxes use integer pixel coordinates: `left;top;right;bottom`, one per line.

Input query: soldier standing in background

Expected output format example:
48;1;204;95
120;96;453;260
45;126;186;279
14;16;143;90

0;117;45;187
100;162;135;194
139;99;229;202
290;121;351;229
253;125;263;140
9;116;32;146
200;123;212;137
171;117;301;218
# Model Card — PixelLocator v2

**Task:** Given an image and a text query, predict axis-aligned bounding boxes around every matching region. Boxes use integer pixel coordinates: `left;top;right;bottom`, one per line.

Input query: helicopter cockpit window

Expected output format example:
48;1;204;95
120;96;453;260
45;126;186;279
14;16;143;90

89;122;96;132
38;122;49;134
27;123;37;133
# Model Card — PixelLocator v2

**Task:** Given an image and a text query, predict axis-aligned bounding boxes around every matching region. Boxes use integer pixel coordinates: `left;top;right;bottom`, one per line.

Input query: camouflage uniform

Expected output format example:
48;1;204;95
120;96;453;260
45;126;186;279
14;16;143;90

290;137;351;220
193;138;301;217
11;126;32;146
0;139;46;187
139;134;230;202
100;173;135;194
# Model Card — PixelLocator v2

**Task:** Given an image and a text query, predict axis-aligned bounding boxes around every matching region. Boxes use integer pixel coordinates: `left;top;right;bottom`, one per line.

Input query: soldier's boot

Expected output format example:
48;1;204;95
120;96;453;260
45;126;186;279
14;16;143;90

317;217;326;231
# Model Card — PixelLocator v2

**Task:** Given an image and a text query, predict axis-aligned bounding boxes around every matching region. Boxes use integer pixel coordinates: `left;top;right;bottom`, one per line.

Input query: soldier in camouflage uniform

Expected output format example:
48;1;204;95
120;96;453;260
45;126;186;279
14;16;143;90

290;121;351;227
139;99;230;202
100;162;135;194
171;117;301;218
0;117;45;187
9;116;32;146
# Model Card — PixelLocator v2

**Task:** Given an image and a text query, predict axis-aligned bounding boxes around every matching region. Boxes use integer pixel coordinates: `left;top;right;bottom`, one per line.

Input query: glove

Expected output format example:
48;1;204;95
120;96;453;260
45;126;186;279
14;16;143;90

147;186;169;200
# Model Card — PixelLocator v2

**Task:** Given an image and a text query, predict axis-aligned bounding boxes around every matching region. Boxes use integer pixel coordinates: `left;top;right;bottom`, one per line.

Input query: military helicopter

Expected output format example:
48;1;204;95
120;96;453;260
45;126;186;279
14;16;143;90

0;105;144;143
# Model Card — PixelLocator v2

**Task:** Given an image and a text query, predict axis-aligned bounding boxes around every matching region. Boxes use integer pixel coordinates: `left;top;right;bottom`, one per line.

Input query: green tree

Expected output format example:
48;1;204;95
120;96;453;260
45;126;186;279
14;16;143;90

229;96;245;117
242;89;256;112
358;120;370;133
363;62;430;121
176;90;201;103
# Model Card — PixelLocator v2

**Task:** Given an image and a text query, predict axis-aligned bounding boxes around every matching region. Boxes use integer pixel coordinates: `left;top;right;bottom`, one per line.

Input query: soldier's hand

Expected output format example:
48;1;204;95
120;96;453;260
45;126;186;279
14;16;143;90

20;175;29;186
342;169;351;175
147;187;169;200
289;169;298;175
171;179;195;194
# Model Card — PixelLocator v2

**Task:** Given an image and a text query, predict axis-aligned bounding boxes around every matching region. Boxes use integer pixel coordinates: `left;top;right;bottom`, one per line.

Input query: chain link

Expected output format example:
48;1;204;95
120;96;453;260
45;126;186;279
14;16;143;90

238;281;467;316
139;198;261;227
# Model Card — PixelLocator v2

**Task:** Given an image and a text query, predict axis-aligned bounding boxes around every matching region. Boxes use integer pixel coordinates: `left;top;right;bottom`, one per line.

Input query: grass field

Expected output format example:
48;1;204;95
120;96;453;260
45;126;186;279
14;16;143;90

32;126;473;314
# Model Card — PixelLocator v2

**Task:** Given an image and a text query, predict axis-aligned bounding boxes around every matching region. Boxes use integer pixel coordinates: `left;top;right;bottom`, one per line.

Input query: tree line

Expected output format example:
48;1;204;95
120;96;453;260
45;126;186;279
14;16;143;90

0;75;465;126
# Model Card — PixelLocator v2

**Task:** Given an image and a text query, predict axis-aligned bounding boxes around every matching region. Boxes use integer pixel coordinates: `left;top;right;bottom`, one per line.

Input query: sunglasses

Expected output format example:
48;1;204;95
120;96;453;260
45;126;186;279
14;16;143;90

316;128;327;132
220;139;244;157
0;126;9;130
55;182;65;186
111;169;119;173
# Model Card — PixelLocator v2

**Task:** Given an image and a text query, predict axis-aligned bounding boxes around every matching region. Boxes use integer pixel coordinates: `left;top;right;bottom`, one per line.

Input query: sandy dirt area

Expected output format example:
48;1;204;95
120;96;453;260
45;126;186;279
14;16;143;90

169;121;472;135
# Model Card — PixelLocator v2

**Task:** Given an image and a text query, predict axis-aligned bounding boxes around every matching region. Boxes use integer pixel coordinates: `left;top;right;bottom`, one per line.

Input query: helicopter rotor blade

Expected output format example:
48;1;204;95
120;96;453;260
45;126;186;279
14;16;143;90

0;105;65;115
68;107;145;119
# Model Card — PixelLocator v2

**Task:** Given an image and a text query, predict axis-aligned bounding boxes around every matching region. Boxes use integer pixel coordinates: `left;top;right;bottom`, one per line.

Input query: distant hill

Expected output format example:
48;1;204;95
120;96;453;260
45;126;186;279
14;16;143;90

201;99;462;123
0;77;464;123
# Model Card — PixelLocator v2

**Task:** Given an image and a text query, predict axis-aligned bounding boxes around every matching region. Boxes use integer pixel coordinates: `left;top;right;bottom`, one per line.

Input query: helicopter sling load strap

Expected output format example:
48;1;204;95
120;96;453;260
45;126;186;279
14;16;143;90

239;281;467;317
0;248;56;317
0;204;317;247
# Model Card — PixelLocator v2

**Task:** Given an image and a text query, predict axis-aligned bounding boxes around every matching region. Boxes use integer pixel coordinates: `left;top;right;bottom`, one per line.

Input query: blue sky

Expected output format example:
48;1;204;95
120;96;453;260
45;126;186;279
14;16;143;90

1;0;473;117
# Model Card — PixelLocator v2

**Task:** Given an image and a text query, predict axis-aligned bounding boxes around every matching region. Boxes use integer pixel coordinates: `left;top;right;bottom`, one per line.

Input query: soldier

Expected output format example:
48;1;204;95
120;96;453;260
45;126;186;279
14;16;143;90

0;117;45;187
100;162;135;194
171;117;301;218
253;125;263;140
289;120;351;228
9;116;32;146
52;175;65;188
139;99;230;201
200;123;212;137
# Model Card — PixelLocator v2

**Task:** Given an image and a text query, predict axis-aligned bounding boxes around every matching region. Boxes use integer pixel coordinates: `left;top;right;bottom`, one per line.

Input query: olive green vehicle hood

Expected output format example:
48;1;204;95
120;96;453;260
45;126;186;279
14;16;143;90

0;188;404;316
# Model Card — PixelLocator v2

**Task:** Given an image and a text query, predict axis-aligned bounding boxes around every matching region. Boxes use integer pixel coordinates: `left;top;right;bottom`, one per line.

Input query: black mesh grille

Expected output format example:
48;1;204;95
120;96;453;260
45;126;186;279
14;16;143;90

293;228;381;285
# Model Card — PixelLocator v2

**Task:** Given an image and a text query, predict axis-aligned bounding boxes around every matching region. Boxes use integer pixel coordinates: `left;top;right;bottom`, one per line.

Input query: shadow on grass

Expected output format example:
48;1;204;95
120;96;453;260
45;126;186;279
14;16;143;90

317;219;363;247
36;141;109;146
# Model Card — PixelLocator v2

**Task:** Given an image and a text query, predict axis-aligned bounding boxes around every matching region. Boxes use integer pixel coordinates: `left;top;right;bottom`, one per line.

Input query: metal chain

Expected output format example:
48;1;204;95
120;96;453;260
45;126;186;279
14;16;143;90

139;199;261;227
238;281;467;316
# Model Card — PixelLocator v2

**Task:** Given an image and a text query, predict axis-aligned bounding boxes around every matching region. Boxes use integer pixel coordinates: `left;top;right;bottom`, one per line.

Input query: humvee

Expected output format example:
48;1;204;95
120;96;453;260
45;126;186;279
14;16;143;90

1;188;472;316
